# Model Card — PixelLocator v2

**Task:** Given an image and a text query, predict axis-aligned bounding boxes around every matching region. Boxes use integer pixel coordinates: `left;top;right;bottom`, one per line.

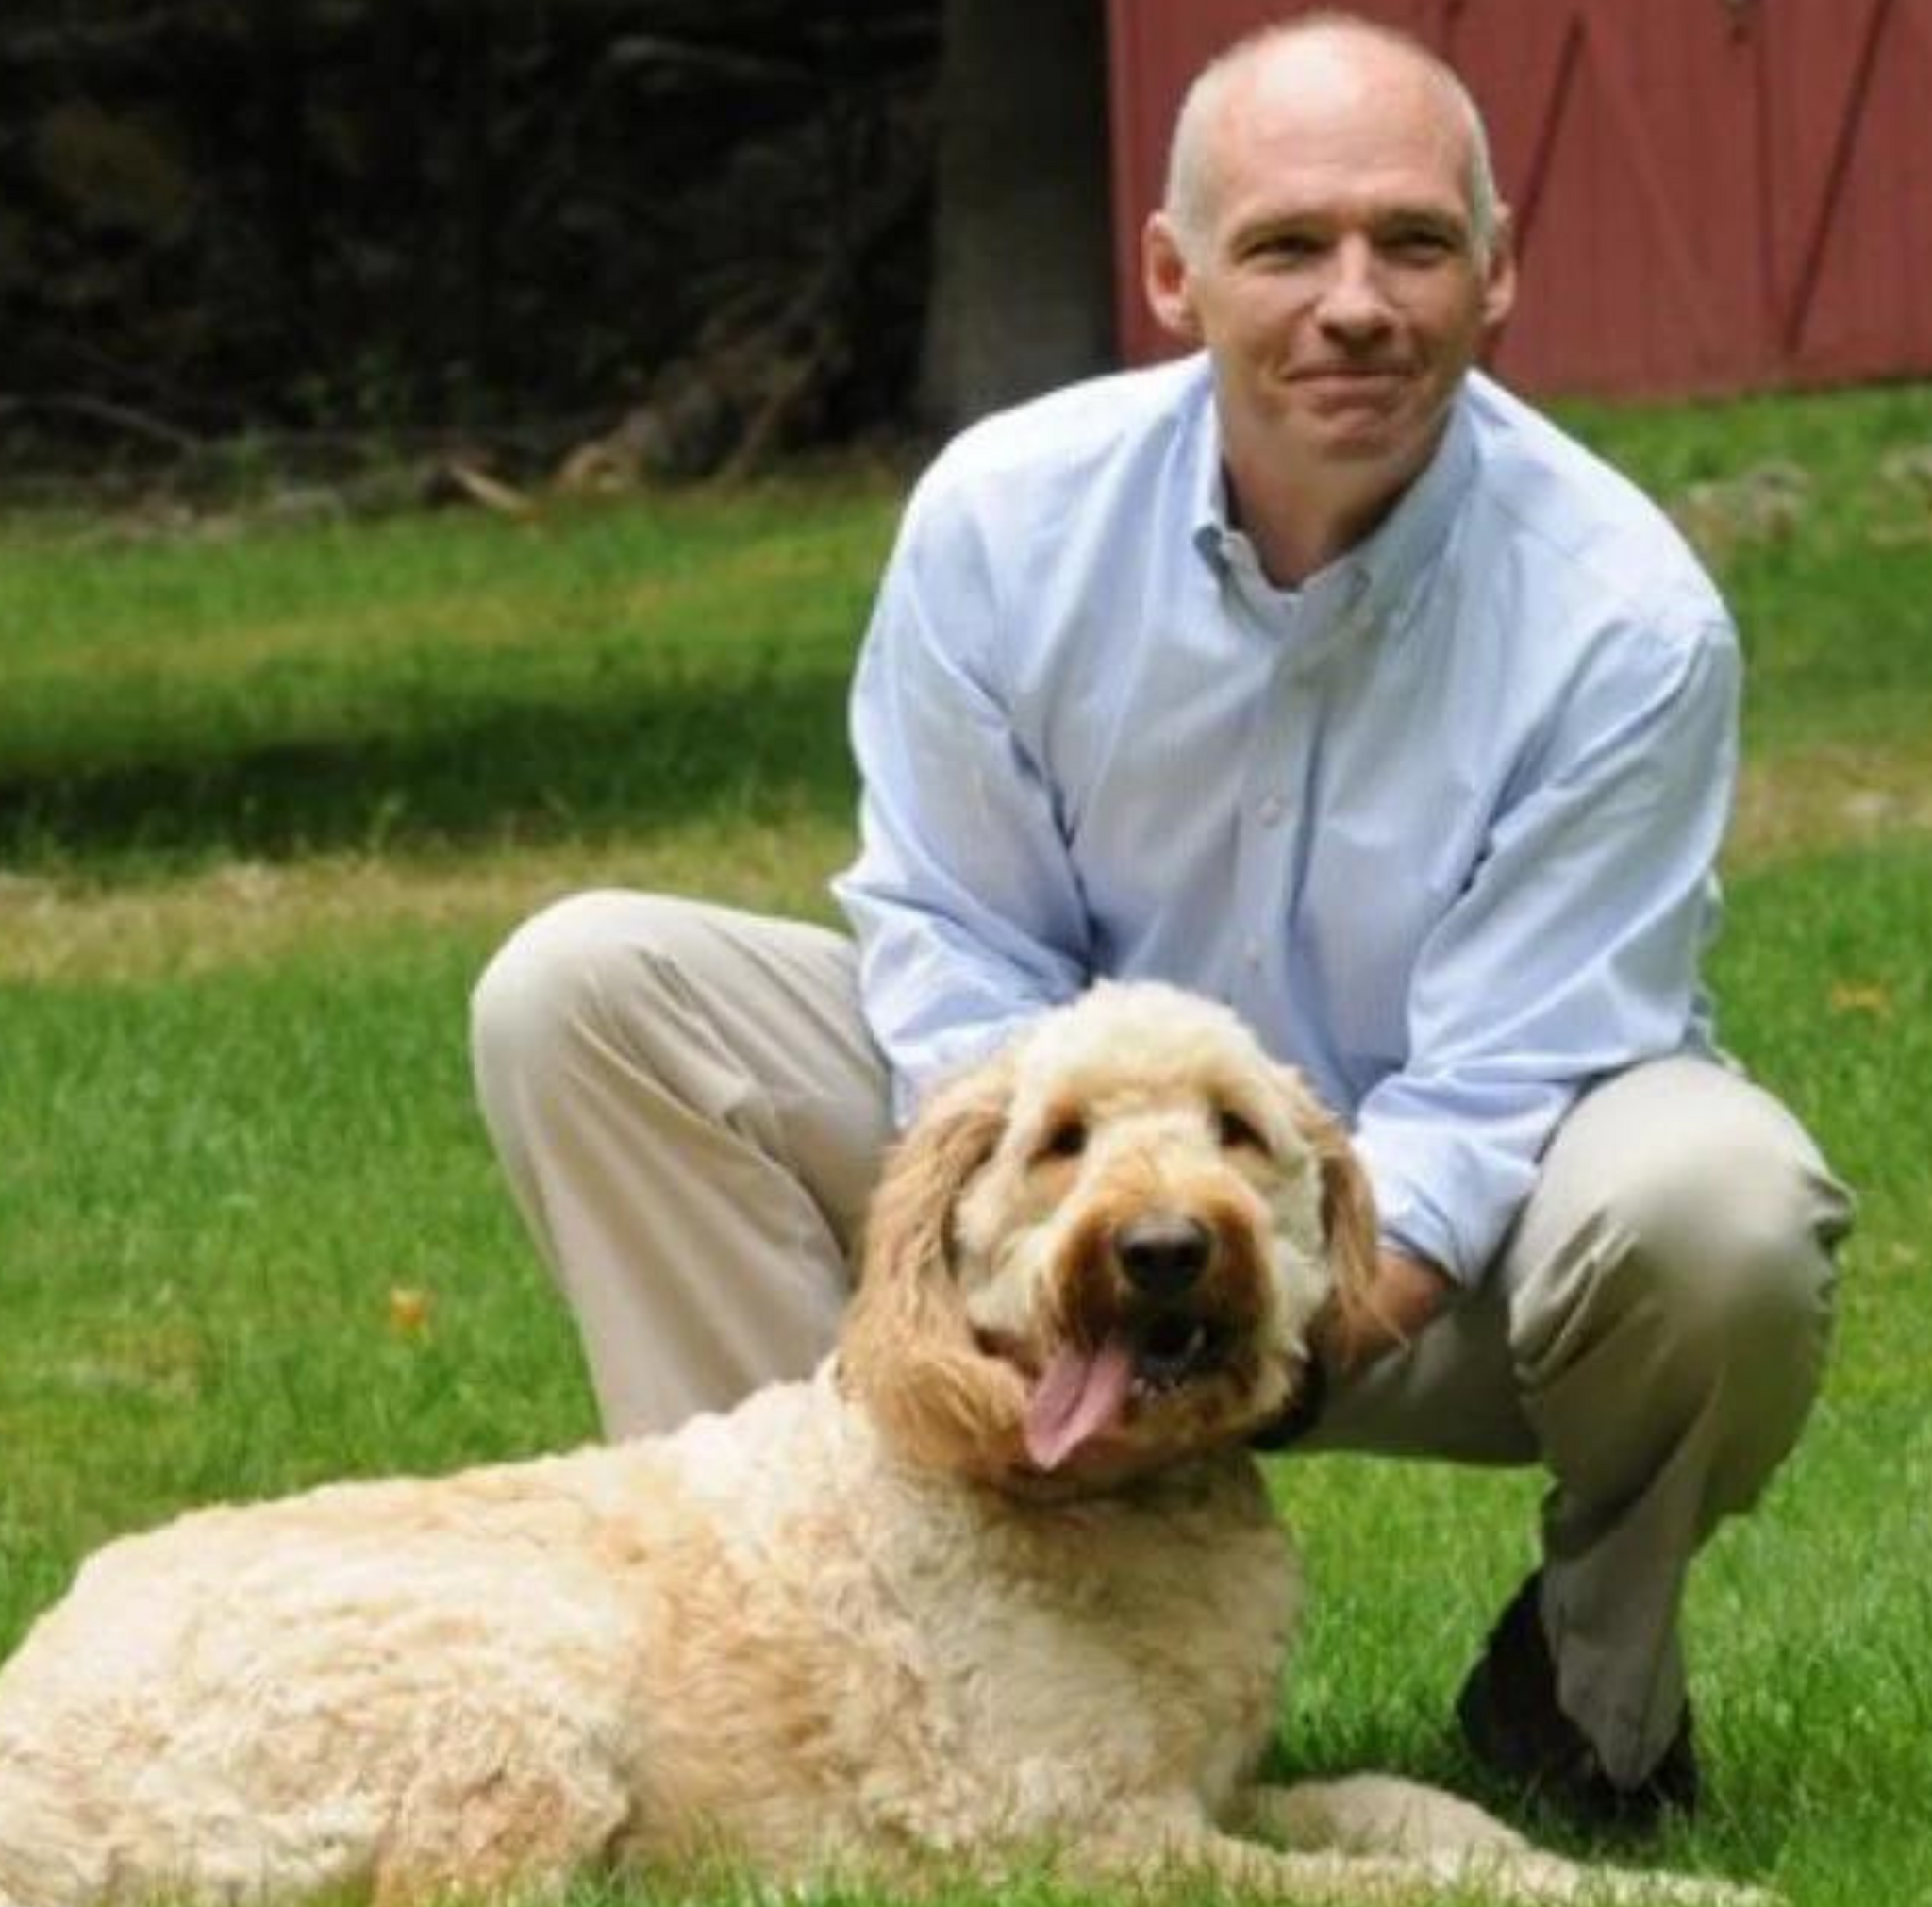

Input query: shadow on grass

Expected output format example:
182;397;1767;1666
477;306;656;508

0;669;858;875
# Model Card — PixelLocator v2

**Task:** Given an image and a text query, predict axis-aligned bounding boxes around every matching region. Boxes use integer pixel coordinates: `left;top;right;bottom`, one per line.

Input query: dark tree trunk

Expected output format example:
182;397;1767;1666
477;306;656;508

919;0;1115;431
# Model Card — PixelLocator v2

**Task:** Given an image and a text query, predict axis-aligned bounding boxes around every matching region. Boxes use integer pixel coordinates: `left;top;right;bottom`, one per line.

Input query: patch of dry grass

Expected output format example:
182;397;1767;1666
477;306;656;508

1729;740;1932;868
0;811;850;985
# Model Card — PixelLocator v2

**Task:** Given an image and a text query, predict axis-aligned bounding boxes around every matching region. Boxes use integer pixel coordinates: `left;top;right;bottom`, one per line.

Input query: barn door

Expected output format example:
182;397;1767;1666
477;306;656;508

1759;0;1932;383
1447;0;1769;396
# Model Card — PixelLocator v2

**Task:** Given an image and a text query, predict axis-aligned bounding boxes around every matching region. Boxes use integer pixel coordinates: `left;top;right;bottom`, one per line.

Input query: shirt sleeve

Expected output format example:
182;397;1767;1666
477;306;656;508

833;466;1092;1117
1351;611;1741;1285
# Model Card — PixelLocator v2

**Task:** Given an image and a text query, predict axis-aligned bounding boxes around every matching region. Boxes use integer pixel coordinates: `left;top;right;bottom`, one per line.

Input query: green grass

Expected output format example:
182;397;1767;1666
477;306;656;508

3;385;1932;1904
1557;382;1932;765
0;480;896;877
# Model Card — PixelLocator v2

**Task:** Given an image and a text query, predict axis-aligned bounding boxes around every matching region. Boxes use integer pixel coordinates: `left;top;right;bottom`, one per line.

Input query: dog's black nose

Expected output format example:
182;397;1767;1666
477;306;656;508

1115;1213;1213;1296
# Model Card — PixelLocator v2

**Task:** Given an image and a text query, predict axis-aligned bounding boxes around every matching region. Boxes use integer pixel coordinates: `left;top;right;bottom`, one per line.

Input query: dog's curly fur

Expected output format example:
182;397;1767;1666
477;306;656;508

0;983;1761;1906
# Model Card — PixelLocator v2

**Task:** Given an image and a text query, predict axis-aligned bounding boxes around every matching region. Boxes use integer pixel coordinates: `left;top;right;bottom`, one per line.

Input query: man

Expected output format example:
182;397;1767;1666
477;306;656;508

472;12;1850;1836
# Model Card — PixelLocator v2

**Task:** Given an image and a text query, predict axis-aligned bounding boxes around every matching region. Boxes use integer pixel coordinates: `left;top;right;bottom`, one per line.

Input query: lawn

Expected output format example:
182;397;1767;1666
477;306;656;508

2;381;1931;1906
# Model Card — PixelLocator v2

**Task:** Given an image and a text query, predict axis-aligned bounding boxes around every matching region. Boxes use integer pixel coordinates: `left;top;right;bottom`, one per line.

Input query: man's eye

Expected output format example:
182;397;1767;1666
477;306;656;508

1217;1109;1269;1153
1038;1117;1088;1161
1387;230;1455;260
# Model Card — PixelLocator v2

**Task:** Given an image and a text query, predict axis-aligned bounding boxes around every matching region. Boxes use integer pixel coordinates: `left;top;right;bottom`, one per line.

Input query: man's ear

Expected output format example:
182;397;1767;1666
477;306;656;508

1480;203;1518;336
1142;210;1204;345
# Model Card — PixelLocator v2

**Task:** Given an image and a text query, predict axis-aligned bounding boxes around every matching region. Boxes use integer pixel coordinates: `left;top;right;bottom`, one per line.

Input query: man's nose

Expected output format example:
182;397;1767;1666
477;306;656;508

1315;239;1395;342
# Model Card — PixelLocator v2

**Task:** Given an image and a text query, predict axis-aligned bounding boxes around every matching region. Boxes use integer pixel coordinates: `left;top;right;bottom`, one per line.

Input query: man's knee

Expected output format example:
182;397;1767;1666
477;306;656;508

1524;1062;1841;1313
1511;1062;1848;1508
1574;1077;1841;1351
471;889;710;1095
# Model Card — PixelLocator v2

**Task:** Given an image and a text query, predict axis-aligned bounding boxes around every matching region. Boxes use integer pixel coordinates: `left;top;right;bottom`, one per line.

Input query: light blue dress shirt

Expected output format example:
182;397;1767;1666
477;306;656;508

834;355;1739;1286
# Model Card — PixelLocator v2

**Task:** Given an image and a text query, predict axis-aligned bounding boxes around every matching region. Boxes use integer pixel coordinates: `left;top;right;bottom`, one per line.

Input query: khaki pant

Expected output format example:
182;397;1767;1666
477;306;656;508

471;891;1851;1787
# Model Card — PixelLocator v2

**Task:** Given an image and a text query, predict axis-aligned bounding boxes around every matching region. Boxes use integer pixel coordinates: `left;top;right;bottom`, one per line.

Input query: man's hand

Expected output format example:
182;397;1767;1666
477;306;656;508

1313;1247;1455;1379
1254;1249;1454;1450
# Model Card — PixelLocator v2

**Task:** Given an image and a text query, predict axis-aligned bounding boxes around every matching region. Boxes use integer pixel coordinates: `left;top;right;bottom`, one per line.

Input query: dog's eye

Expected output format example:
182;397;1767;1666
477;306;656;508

1037;1117;1088;1162
1217;1108;1269;1153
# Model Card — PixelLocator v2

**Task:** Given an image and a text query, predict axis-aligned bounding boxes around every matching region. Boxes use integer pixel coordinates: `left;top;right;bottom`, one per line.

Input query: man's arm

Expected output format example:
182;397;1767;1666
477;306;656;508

833;465;1091;1113
1292;611;1740;1405
1356;612;1743;1295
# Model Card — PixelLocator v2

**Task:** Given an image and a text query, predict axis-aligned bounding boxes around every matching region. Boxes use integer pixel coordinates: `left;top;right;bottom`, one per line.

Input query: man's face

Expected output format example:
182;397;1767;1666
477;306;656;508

1144;38;1515;494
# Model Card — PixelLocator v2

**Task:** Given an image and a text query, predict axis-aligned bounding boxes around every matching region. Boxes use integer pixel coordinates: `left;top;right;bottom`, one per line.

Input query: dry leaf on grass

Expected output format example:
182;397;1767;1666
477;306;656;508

387;1287;433;1337
1826;980;1893;1018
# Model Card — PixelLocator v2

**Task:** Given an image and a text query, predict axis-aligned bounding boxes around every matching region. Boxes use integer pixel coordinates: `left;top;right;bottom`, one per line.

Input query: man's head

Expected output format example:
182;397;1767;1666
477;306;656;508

1142;13;1515;526
1161;13;1502;270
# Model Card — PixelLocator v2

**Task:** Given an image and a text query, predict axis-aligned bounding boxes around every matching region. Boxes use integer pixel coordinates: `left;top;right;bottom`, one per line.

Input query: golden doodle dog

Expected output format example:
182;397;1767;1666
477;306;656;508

0;983;1764;1906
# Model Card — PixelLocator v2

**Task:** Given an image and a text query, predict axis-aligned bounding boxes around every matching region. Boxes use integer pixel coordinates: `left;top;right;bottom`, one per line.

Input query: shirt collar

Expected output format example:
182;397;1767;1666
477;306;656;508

1189;376;1478;632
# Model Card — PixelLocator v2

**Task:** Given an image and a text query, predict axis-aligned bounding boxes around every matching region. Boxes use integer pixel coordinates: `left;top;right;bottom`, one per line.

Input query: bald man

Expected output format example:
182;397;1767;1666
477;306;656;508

474;10;1851;1835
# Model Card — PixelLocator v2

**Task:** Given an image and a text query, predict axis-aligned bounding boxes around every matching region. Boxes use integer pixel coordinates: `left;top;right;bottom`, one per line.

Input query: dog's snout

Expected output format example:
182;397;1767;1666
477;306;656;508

1115;1213;1214;1296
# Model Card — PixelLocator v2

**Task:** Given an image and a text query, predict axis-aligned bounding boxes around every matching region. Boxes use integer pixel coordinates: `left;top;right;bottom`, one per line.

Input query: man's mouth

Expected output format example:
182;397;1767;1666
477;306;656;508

1292;362;1409;382
1289;366;1415;412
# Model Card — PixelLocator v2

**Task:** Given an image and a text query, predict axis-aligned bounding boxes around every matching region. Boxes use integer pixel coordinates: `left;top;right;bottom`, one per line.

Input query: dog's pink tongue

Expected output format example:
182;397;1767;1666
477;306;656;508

1024;1336;1134;1471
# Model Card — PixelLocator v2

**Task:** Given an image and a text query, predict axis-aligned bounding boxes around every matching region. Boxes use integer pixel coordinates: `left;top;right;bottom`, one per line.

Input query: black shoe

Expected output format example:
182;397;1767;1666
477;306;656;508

1456;1572;1700;1836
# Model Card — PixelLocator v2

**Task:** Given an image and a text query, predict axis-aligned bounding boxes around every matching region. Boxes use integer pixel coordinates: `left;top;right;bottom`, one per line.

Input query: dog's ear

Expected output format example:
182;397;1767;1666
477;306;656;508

1312;1105;1381;1329
1274;1065;1381;1328
840;1048;1029;1477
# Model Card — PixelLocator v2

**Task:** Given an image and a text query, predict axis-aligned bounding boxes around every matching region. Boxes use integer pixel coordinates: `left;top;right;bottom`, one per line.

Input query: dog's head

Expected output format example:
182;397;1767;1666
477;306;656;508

840;981;1377;1491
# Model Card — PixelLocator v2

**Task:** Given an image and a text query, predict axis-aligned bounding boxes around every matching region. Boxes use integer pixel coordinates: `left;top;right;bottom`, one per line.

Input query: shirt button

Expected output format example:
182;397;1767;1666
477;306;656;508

1257;795;1286;827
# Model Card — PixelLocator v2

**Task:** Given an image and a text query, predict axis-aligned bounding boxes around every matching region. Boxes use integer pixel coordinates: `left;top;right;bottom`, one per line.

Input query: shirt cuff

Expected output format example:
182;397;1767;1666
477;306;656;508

890;1012;1037;1125
1352;1117;1541;1289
